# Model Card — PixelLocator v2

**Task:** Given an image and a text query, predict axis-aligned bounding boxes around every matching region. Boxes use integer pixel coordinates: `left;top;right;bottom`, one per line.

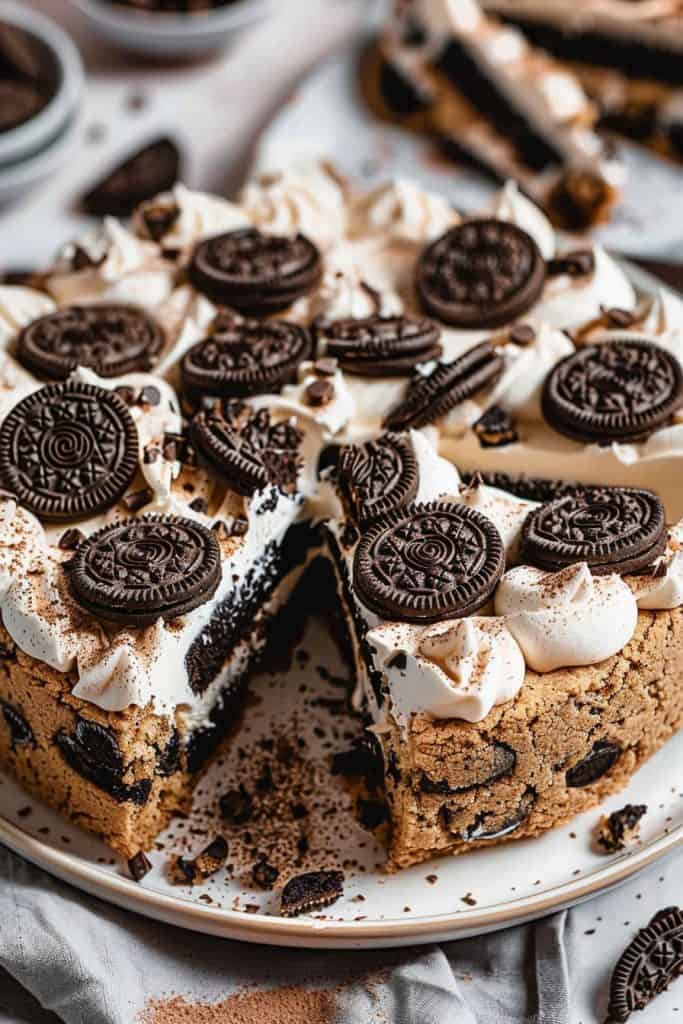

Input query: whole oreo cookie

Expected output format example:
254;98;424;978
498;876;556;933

0;382;138;521
189;228;322;315
416;219;546;328
338;433;419;525
542;337;683;443
69;515;221;626
607;907;683;1023
322;315;442;376
353;501;505;622
17;305;165;381
181;313;312;398
520;486;667;576
383;341;503;431
191;399;302;497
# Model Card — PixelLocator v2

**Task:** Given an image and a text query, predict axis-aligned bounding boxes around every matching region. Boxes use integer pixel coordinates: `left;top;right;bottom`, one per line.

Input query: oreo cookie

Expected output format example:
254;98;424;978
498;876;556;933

191;399;302;497
542;337;683;444
607;907;683;1022
383;341;503;431
520;487;667;576
82;137;181;218
189;228;322;315
353;501;505;622
17;304;165;380
321;315;442;376
416;219;546;328
337;433;419;525
280;869;344;917
181;313;311;399
69;515;221;626
0;382;138;521
0;80;44;132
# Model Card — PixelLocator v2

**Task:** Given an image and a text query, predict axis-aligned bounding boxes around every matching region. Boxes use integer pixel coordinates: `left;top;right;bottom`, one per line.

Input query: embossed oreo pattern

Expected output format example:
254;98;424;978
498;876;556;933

323;315;442;376
189;228;322;314
182;314;311;397
69;515;221;626
338;433;419;524
542;337;683;443
383;341;503;431
17;304;165;380
416;219;545;328
0;382;138;520
521;487;667;575
608;907;683;1022
354;501;505;622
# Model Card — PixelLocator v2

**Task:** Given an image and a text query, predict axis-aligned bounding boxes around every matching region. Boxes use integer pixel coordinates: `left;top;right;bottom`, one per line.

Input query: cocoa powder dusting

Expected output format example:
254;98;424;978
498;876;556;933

140;986;336;1024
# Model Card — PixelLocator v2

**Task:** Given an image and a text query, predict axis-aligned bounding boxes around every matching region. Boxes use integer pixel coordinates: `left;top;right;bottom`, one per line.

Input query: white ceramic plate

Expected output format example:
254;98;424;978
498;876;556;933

1;605;681;950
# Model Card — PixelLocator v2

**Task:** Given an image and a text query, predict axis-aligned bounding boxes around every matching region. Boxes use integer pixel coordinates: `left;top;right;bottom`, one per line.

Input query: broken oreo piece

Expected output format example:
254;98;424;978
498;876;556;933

169;836;228;887
82;137;181;218
189;227;322;315
597;804;647;855
128;851;152;882
607;906;683;1022
566;739;622;788
337;432;419;525
416;219;546;328
473;405;518;448
280;869;344;917
69;515;221;626
521;487;667;576
383;341;503;431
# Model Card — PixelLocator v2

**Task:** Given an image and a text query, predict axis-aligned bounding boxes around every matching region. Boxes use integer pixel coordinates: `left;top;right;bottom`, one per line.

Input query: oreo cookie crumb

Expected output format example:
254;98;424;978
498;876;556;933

169;836;228;887
252;857;279;890
128;851;152;882
58;528;85;550
597;804;647;854
474;405;518;448
280;869;344;917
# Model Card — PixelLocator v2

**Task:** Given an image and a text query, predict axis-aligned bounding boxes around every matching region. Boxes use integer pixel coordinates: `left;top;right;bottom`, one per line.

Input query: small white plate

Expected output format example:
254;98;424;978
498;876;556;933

1;610;680;950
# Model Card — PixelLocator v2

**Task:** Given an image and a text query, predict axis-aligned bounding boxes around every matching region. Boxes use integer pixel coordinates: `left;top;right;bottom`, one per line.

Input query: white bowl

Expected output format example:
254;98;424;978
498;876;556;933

0;1;84;168
73;0;274;58
0;112;80;206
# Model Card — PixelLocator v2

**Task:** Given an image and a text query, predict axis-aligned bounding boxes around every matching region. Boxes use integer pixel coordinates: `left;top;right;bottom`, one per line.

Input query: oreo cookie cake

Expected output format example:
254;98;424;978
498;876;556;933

362;0;625;228
0;161;681;871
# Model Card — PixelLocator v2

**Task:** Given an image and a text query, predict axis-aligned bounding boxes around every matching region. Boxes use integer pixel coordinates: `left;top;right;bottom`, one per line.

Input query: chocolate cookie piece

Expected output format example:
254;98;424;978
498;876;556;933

169;836;228;887
542;338;683;444
280;869;344;917
597;803;647;854
521;486;667;576
354;501;505;623
383;341;503;431
416;219;546;328
0;80;44;132
473;405;518;448
181;313;311;399
0;382;138;521
189;228;322;315
337;432;419;525
191;400;302;497
607;907;683;1022
69;515;221;626
566;739;622;788
82;137;181;218
321;314;442;376
55;719;151;805
17;304;165;380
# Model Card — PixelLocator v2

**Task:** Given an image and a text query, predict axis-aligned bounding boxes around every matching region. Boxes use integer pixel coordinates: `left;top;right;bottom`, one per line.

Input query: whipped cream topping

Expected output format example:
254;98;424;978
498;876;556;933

494;562;638;672
367;615;525;724
486;320;574;420
0;285;56;348
627;522;683;610
280;360;355;437
534;245;636;329
484;180;556;259
349;178;459;245
135;183;250;258
456;477;538;559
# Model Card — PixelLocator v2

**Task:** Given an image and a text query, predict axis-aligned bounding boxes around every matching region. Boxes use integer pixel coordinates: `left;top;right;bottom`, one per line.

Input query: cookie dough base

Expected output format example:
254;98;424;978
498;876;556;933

382;609;683;869
0;559;318;860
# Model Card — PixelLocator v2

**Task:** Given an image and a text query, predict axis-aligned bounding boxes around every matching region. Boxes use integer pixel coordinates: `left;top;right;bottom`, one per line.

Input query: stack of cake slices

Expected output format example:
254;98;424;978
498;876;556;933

0;162;681;877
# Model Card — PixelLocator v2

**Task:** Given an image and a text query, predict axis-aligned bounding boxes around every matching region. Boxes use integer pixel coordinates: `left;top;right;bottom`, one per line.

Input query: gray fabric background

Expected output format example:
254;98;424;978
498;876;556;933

0;845;680;1023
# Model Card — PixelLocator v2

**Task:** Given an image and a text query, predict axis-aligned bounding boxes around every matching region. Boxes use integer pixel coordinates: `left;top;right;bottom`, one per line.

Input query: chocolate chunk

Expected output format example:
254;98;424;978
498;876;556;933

219;784;254;825
169;836;228;887
521;487;667;576
128;851;152;882
305;378;334;407
548;170;612;232
542;338;683;443
354;501;504;623
357;798;389;830
82;137;181;218
189;228;322;315
191;400;302;497
0;699;34;750
0;382;138;521
280;869;344;917
607;907;683;1022
141;202;180;243
155;729;180;777
58;528;86;550
338;433;419;525
182;314;312;399
604;307;637;329
416;219;546;328
55;719;151;805
566;739;622;788
322;314;442;377
17;305;165;381
474;405;518;448
188;496;208;514
122;488;153;513
69;515;221;626
597;804;647;854
252;858;279;890
508;323;536;346
546;249;596;278
383;341;503;431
